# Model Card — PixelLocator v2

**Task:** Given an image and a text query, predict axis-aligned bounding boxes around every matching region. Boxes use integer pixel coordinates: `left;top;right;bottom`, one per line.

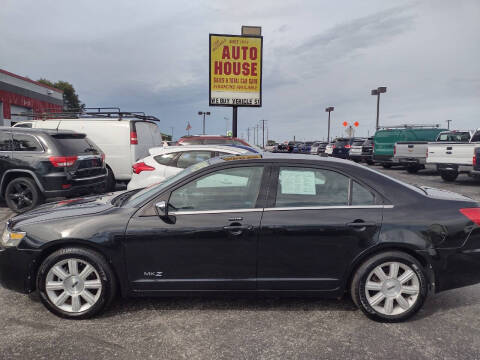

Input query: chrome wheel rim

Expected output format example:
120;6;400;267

45;258;102;313
365;261;420;316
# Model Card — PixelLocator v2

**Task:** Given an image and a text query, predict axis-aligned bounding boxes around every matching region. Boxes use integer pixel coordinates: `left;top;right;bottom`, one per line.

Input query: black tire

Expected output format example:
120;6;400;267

5;177;43;213
406;165;420;174
105;166;116;192
36;247;117;319
382;164;392;169
440;171;458;182
350;251;428;322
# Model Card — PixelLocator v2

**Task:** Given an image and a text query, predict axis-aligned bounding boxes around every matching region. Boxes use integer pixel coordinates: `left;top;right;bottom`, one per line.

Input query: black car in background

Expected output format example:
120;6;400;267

330;137;365;159
1;153;480;322
0;127;107;212
349;138;374;164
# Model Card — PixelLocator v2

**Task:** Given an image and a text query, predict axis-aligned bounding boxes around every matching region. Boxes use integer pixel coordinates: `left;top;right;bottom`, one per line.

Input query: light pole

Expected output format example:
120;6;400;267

247;127;251;143
170;126;174;141
256;124;260;146
198;111;210;135
325;107;334;142
371;87;387;130
446;119;452;130
260;119;267;149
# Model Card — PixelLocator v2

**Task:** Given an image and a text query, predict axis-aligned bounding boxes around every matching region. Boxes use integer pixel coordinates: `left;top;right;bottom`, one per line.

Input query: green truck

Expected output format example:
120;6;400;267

373;125;448;168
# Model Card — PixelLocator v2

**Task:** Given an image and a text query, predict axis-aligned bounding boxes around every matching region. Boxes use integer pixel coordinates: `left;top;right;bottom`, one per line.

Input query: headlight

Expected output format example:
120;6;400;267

1;228;26;248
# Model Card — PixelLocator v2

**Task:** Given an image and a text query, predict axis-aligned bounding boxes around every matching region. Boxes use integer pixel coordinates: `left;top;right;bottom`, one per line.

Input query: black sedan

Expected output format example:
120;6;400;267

1;154;480;322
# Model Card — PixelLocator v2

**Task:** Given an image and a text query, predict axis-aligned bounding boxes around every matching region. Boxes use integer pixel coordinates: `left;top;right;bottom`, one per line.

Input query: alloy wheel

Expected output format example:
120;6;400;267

45;258;102;313
365;261;420;316
7;182;33;211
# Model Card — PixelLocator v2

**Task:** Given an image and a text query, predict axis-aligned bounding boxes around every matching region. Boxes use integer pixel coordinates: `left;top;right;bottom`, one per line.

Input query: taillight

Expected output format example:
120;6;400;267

101;153;105;162
132;162;155;174
49;156;77;167
393;145;396;155
332;145;336;149
460;208;480;225
130;131;138;145
345;144;351;149
474;155;477;166
427;148;429;158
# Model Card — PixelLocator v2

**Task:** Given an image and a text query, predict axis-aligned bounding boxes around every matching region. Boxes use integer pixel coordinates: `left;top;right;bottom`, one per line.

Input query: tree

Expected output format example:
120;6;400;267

37;79;84;111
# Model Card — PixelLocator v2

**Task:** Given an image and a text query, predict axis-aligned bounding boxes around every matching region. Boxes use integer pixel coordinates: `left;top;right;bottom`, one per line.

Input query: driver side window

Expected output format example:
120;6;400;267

169;166;264;212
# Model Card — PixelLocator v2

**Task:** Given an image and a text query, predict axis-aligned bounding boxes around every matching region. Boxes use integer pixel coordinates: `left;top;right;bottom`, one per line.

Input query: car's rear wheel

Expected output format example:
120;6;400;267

5;177;43;213
440;171;458;182
37;247;116;319
105;166;116;192
351;251;428;322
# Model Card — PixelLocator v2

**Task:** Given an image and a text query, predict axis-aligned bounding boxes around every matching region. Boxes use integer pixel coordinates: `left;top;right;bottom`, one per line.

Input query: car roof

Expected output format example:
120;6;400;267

0;126;79;136
148;145;251;156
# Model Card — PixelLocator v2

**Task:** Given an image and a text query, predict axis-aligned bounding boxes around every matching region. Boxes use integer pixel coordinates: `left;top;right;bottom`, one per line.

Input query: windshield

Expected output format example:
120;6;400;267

124;159;211;207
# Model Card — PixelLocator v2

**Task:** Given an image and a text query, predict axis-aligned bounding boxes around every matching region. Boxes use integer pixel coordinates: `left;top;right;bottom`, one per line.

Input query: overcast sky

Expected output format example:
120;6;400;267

1;0;479;141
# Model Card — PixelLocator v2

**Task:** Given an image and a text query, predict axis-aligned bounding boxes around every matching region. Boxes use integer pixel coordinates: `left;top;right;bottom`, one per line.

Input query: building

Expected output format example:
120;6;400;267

0;69;63;126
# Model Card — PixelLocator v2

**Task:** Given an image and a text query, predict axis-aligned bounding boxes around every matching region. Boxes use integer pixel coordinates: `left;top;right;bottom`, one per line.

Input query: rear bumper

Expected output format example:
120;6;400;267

0;246;39;294
470;169;480;177
397;157;426;165
349;154;372;161
41;169;107;198
435;164;473;173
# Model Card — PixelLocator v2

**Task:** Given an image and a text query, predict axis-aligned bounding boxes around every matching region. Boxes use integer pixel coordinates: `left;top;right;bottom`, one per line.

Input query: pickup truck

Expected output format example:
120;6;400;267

394;130;473;173
426;129;480;181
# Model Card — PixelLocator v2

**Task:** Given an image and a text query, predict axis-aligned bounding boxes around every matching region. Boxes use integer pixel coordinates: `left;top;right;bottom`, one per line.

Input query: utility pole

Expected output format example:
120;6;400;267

170;126;174;140
256;124;260;146
446;119;452;129
259;119;267;148
247;127;251;143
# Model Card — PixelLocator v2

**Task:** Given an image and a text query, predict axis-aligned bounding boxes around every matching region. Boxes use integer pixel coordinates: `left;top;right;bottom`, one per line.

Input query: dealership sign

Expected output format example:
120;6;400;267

209;34;263;107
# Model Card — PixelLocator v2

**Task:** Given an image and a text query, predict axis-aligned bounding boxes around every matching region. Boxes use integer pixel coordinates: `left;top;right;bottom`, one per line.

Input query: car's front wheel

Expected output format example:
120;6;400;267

37;247;116;319
351;251;428;322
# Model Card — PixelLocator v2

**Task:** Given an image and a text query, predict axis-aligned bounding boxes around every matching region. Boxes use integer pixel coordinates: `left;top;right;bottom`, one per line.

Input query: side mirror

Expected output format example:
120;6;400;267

155;201;167;216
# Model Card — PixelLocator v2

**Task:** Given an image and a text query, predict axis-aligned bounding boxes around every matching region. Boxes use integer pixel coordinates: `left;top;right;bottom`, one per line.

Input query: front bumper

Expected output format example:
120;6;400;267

0;246;39;294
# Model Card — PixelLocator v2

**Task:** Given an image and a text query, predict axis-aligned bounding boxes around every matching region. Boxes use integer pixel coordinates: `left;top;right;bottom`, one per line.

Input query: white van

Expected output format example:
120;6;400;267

13;118;164;189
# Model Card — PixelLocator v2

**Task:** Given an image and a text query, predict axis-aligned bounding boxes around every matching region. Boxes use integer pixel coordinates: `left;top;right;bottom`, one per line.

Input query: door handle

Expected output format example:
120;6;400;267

346;221;377;231
223;224;252;236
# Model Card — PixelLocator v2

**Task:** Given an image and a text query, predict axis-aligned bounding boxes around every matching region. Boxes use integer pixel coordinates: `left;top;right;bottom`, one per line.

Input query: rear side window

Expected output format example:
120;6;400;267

437;132;471;142
275;167;349;207
154;153;177;166
351;181;375;205
0;132;13;151
353;141;364;146
13;134;43;152
51;134;99;155
176;151;212;169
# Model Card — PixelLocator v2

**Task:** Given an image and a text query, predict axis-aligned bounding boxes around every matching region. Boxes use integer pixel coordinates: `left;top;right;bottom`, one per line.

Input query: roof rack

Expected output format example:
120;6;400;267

10;107;160;122
378;124;440;129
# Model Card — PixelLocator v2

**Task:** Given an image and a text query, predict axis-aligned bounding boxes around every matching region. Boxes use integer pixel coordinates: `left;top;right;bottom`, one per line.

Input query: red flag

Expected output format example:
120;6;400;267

186;122;192;131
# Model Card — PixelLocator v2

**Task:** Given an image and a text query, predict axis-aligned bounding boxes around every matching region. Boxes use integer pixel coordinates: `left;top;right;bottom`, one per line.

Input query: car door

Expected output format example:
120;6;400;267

258;165;383;291
0;131;13;176
124;164;268;292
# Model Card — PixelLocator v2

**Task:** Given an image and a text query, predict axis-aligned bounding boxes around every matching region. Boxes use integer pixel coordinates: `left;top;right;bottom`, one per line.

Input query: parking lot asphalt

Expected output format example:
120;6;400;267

0;163;480;360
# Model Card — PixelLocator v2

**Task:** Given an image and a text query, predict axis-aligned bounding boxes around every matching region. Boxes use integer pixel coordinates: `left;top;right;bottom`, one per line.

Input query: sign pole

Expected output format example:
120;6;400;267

232;106;238;137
